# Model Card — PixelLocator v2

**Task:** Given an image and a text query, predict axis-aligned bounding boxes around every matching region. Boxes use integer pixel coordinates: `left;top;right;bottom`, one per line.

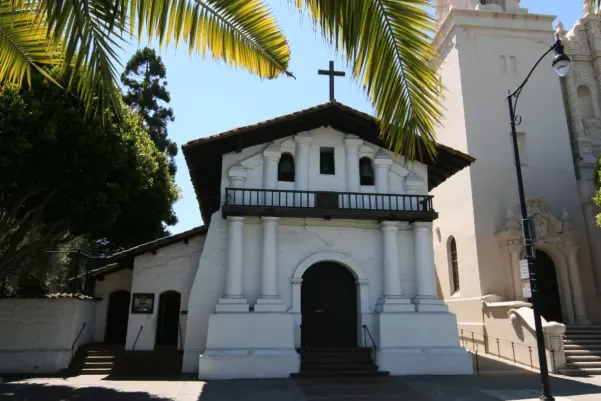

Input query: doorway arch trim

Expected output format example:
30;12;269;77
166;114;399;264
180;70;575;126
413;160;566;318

290;251;369;314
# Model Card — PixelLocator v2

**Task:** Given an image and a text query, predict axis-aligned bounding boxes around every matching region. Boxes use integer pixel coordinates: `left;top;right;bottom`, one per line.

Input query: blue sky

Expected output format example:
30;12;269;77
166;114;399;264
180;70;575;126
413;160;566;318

115;1;583;235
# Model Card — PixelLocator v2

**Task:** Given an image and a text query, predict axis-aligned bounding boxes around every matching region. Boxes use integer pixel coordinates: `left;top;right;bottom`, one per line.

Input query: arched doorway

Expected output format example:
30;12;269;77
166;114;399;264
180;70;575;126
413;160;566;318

301;262;357;347
533;250;563;323
104;290;130;344
156;291;181;347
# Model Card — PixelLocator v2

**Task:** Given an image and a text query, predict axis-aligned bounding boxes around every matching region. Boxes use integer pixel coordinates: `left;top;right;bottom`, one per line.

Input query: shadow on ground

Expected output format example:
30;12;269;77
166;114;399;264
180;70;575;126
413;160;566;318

0;376;174;401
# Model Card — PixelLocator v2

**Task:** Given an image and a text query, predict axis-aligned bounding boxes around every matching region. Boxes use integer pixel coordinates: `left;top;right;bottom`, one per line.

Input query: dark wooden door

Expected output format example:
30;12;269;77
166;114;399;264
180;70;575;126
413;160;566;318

156;291;181;347
534;251;563;323
301;262;357;347
104;290;130;344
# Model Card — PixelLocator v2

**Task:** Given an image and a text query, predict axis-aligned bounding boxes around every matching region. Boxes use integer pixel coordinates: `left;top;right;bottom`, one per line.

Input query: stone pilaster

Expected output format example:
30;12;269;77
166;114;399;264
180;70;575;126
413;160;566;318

377;221;413;312
412;222;448;312
565;244;590;324
216;216;249;312
255;217;286;312
344;134;363;192
507;243;524;301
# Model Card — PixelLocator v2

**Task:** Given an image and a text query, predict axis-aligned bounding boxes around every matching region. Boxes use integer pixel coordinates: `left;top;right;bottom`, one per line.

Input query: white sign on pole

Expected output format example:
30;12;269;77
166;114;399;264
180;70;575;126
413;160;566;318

519;259;529;279
519;259;532;297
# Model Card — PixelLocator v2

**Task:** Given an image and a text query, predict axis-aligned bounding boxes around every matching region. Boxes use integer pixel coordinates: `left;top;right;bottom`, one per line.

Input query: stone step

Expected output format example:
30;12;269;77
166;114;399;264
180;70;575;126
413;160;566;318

564;342;601;348
567;361;601;368
565;355;601;362
291;370;389;378
559;368;601;376
565;333;601;338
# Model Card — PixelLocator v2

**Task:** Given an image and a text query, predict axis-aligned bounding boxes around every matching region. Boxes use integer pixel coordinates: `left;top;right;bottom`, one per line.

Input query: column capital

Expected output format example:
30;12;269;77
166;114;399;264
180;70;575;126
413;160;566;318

563;243;580;255
374;158;393;167
380;221;399;231
228;163;248;179
291;278;303;285
227;216;246;223
263;143;282;161
261;216;279;224
344;134;363;147
412;221;432;230
295;132;314;145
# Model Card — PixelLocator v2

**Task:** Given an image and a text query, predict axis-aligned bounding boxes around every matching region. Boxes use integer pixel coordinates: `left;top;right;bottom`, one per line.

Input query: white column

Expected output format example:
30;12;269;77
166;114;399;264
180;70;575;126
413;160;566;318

377;221;413;312
216;216;249;312
412;221;447;312
373;160;391;194
294;133;313;191
344;135;362;192
373;155;392;210
255;217;286;312
263;146;281;190
228;164;247;205
398;222;415;298
565;245;590;325
263;147;281;206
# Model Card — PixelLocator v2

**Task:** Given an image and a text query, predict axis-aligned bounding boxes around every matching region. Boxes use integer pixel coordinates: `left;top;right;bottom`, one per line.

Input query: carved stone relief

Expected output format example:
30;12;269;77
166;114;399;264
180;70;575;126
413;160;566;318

583;117;601;139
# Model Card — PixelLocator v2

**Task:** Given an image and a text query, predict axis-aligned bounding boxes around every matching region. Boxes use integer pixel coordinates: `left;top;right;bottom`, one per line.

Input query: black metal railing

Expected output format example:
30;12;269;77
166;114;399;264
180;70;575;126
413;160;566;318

178;323;183;351
224;188;433;213
362;325;377;366
132;326;143;351
71;322;87;358
459;329;561;375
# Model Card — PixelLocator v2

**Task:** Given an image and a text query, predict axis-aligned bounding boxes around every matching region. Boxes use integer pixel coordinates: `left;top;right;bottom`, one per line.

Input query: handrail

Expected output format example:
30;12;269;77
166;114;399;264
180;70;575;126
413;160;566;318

459;328;561;374
362;325;377;366
178;323;183;351
71;322;87;358
132;326;143;351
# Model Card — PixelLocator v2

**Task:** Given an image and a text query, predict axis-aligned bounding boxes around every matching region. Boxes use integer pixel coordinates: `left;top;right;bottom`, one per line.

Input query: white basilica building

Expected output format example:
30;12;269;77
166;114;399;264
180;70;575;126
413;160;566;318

87;102;474;378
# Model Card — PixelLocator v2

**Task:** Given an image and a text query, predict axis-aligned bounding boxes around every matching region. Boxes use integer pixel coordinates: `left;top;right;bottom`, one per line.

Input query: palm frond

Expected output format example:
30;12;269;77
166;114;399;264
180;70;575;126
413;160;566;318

0;0;62;88
296;0;442;160
144;0;291;78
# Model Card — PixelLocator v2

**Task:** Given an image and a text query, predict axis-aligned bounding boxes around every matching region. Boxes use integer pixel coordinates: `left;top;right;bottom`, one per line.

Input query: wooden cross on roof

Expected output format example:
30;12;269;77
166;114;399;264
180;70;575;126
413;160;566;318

318;61;345;102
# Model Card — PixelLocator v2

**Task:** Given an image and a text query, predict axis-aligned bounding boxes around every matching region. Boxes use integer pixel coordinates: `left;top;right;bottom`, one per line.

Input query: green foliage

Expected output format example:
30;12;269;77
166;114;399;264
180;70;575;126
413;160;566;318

122;47;177;174
0;73;180;275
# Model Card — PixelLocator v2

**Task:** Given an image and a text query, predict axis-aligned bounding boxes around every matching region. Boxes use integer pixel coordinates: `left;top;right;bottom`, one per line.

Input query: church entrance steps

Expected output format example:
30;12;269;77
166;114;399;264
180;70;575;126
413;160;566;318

292;347;389;378
68;343;183;378
561;326;601;376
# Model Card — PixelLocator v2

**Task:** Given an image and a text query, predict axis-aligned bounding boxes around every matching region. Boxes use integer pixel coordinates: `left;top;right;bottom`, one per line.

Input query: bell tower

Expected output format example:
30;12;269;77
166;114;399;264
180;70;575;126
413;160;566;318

430;0;599;321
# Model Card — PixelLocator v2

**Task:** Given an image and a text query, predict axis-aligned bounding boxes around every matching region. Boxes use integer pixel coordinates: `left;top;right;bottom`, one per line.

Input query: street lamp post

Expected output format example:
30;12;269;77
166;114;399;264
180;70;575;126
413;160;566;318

506;35;571;401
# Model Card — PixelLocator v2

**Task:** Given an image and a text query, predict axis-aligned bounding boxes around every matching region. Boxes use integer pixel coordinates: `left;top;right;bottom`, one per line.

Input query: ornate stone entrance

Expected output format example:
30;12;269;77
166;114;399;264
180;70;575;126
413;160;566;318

496;198;589;324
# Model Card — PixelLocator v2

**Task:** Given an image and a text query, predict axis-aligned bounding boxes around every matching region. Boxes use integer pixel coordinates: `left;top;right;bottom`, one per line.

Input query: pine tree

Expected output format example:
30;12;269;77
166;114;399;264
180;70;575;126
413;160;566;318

121;48;177;174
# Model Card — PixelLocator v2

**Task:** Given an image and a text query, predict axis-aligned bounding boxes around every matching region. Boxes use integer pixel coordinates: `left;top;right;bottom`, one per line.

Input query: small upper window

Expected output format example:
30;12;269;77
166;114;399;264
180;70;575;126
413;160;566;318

320;147;335;175
359;157;374;186
278;152;295;182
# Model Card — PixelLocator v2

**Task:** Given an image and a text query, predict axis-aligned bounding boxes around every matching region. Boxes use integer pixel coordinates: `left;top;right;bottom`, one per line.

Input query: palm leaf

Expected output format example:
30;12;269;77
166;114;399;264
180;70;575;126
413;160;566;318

2;0;290;116
0;0;62;88
295;0;442;160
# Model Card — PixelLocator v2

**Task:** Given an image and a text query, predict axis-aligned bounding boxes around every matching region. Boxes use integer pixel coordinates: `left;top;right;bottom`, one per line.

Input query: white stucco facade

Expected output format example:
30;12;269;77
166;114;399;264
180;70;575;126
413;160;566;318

431;1;601;340
180;126;472;378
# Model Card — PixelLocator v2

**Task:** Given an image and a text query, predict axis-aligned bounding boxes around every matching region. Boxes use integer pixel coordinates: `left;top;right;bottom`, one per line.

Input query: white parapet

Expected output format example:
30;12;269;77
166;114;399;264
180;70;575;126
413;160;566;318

198;312;299;379
377;311;473;375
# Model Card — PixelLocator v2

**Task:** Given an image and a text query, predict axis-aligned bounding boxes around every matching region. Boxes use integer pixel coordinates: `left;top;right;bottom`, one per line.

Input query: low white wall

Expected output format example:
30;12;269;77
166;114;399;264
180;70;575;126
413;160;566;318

0;298;97;373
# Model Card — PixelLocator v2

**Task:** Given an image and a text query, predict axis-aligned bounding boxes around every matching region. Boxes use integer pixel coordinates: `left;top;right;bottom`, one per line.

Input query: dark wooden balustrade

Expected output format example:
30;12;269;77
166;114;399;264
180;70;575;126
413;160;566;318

222;188;437;222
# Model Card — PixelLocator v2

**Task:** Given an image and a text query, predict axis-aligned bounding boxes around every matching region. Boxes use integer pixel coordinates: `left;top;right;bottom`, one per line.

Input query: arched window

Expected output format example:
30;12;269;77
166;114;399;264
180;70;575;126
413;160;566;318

278;153;295;182
449;236;460;293
359;157;374;186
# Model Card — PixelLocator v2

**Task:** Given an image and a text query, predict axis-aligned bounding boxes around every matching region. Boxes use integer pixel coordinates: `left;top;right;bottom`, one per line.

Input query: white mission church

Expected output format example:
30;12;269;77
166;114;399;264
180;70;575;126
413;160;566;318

86;102;474;378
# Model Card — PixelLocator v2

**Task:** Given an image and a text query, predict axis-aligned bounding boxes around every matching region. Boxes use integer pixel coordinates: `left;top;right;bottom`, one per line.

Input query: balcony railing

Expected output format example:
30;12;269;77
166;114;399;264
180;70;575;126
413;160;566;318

222;188;437;222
